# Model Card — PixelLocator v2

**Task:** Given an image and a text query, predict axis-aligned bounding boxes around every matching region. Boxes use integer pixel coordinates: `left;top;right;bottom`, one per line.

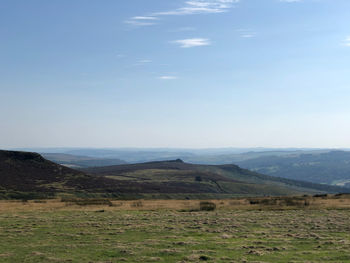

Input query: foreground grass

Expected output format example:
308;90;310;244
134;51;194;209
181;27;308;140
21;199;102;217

1;203;350;263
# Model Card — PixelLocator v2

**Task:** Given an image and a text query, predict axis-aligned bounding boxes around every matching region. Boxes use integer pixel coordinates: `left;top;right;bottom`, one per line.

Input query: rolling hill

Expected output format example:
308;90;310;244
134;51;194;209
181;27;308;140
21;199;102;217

0;150;348;200
19;147;330;164
236;151;350;188
83;159;348;197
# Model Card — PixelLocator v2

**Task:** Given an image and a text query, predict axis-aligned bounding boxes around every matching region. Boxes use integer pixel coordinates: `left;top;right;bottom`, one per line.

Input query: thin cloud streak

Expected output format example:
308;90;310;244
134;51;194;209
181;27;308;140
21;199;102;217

124;16;158;27
158;76;178;80
241;34;255;38
124;20;157;26
236;29;256;38
345;36;350;46
280;0;303;2
132;16;158;20
172;38;211;48
153;0;239;16
126;0;240;26
169;27;197;32
131;59;153;67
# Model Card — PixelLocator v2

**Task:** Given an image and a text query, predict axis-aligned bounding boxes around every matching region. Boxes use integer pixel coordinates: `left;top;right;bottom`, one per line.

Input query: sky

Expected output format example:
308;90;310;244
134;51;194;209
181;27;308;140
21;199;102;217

1;0;350;149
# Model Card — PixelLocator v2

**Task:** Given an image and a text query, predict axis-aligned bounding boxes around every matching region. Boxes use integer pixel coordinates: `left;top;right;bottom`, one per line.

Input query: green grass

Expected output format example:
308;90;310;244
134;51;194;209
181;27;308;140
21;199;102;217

1;209;350;262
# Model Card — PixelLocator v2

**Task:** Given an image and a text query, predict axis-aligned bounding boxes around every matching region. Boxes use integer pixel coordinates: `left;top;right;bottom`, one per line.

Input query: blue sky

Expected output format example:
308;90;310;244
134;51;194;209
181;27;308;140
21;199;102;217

1;0;350;148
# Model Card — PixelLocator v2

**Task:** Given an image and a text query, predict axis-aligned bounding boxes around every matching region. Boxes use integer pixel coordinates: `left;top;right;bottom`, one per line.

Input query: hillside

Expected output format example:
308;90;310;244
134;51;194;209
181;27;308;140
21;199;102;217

83;159;348;196
0;150;125;199
0;150;83;192
0;151;204;199
1;150;348;200
236;151;350;188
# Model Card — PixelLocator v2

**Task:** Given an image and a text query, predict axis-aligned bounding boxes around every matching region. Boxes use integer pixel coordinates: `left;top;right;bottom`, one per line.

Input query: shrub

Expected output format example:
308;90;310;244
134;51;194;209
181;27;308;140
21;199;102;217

313;194;328;198
199;201;216;211
249;197;308;207
249;200;260;205
195;176;202;182
282;198;304;206
249;199;277;205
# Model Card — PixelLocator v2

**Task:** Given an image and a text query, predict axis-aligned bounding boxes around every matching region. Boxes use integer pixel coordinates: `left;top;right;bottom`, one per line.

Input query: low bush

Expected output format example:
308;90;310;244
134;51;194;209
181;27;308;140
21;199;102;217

199;201;216;211
313;194;328;198
249;197;309;207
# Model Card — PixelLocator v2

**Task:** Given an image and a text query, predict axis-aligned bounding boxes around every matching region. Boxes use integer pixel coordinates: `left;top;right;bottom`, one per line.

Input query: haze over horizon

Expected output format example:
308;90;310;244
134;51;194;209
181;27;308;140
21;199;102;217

1;0;350;149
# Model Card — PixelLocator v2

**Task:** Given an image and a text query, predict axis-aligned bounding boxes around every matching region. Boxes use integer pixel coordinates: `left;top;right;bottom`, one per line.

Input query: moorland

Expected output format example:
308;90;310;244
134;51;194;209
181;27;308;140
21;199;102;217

1;195;350;263
1;150;350;262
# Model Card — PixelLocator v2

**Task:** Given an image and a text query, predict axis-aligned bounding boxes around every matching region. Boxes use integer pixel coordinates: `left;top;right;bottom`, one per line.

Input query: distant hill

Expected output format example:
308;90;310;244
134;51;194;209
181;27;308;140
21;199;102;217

83;159;348;197
15;147;346;165
1;150;348;200
183;150;331;165
63;149;196;163
42;153;127;168
18;147;332;164
236;151;350;188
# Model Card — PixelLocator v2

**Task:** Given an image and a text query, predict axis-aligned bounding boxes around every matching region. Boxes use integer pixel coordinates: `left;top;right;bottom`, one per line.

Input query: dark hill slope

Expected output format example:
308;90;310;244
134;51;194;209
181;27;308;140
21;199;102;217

0;150;83;192
0;150;126;194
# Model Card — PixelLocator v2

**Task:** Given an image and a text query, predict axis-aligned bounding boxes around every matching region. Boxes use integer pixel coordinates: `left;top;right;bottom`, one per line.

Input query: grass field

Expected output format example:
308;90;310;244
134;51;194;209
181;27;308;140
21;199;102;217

1;196;350;263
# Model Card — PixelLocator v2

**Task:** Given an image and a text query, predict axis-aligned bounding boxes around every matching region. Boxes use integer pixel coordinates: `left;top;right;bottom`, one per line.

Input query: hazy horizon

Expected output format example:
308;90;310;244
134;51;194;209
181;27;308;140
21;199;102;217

1;0;350;149
6;146;350;153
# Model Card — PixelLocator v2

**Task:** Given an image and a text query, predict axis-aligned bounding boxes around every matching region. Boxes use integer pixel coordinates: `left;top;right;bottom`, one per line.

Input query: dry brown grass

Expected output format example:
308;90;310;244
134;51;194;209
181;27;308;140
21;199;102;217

1;194;350;212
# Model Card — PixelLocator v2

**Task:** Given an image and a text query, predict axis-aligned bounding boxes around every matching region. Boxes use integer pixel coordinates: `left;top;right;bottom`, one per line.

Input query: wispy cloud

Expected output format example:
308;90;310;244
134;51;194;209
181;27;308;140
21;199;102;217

172;38;211;48
154;0;240;16
241;34;255;38
344;36;350;47
133;59;152;66
279;0;303;2
125;1;240;27
169;27;197;32
237;29;256;38
132;16;158;20
138;59;152;63
124;16;158;27
158;76;178;80
116;54;126;58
